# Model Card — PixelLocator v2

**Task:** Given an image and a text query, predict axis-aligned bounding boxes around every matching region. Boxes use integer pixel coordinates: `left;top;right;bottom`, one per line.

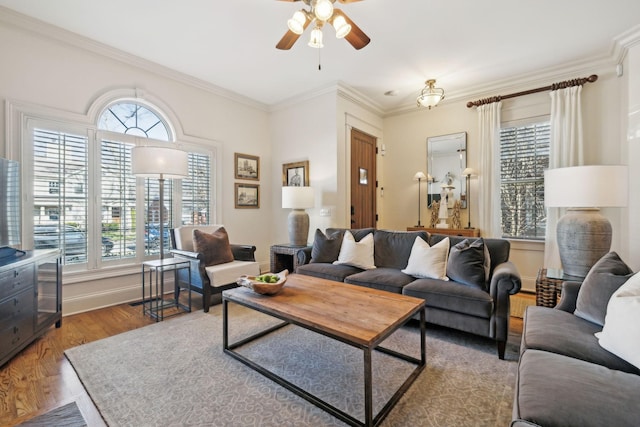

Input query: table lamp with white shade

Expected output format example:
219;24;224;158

544;165;628;277
282;186;315;246
132;146;189;259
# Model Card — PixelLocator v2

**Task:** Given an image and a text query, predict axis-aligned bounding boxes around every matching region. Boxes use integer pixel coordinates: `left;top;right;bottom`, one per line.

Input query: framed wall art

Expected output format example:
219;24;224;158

282;160;309;187
235;153;259;181
235;183;259;209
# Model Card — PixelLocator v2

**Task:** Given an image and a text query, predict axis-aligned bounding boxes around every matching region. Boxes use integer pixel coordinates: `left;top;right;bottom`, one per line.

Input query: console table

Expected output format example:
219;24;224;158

0;249;61;367
407;227;480;237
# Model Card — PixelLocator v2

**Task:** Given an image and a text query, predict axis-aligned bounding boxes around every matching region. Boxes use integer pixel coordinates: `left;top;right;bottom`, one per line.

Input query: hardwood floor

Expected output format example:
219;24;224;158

0;292;534;426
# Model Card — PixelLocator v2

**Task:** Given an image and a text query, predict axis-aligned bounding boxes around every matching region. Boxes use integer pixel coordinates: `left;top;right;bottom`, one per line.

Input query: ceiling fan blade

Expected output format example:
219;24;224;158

333;9;370;50
276;30;302;50
276;17;312;50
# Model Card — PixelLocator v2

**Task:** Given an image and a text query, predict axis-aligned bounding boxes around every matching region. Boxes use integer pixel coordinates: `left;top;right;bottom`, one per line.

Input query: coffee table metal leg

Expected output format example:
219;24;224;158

364;348;373;426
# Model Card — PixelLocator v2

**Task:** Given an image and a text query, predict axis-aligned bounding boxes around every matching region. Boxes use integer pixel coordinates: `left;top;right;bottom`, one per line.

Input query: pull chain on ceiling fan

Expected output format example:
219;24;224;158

276;0;371;51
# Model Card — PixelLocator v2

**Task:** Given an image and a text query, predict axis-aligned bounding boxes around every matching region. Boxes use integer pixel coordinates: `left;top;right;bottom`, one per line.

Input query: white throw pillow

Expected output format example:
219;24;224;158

401;236;450;280
333;230;376;270
595;271;640;369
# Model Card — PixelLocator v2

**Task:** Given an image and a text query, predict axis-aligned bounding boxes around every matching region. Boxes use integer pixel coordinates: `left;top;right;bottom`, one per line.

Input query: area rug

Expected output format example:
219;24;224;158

65;304;519;426
17;402;86;427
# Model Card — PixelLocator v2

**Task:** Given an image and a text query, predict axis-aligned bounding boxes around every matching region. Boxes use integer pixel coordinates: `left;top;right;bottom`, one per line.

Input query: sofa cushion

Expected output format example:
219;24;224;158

402;278;493;319
574;251;633;326
296;262;364;283
596;271;640;370
446;238;490;290
344;268;415;294
193;227;234;267
401;237;450;280
310;228;344;263
521;306;639;374
430;235;509;276
373;229;428;269
333;231;376;270
514;349;640;427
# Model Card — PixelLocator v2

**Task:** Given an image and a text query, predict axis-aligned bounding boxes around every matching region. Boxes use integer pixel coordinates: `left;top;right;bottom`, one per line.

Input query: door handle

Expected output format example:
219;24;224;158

350;205;355;215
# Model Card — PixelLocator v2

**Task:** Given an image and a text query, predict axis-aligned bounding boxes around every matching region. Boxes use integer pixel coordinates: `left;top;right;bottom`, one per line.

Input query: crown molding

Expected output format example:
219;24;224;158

0;6;269;113
611;24;640;64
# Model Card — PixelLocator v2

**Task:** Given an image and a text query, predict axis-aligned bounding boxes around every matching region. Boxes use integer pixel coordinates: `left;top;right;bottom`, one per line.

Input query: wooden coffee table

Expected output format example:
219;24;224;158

222;274;426;427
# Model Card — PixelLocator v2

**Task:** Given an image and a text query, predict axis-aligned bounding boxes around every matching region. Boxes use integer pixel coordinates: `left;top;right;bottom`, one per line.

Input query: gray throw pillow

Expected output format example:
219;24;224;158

310;229;344;263
574;252;634;326
446;238;491;290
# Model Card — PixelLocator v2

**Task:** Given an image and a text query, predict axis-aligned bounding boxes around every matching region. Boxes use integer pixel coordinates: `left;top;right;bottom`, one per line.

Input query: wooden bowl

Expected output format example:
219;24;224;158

237;270;288;295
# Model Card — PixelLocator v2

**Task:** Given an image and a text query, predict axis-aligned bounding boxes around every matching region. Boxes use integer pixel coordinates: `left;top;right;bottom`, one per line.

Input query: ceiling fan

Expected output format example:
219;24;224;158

276;0;371;50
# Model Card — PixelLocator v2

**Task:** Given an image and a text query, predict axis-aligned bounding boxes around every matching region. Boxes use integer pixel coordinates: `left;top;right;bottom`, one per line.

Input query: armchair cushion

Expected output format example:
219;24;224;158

205;260;260;288
193;227;234;267
574;252;633;326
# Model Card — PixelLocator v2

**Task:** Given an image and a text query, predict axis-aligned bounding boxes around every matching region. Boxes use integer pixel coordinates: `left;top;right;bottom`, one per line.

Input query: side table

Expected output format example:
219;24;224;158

535;268;584;307
270;243;312;273
142;258;192;321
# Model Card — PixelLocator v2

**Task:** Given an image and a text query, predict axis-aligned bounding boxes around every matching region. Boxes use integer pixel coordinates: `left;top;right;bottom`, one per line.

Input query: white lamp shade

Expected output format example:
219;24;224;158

131;146;189;179
462;167;476;177
313;0;334;21
413;171;427;181
544;165;628;208
282;186;315;209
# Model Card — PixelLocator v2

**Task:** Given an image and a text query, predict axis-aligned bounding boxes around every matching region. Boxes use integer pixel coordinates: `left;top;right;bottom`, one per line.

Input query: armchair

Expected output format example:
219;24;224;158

170;225;260;312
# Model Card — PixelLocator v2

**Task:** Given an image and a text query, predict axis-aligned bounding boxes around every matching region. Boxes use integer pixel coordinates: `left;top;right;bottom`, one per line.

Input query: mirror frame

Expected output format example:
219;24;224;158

427;132;467;209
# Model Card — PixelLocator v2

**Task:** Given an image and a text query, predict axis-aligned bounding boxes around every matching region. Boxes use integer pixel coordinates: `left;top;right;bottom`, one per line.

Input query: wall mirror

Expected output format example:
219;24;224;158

427;132;467;209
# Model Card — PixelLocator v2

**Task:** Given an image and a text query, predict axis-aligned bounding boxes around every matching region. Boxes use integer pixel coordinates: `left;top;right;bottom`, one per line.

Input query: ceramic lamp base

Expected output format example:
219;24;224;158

287;209;309;246
557;208;612;278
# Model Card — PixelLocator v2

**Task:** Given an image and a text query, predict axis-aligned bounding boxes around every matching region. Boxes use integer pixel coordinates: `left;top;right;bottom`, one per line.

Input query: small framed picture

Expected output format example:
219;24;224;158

235;153;259;181
235;183;259;209
282;160;310;187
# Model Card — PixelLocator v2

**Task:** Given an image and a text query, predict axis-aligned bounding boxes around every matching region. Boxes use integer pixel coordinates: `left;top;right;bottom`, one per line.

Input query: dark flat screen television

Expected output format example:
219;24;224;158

0;158;21;250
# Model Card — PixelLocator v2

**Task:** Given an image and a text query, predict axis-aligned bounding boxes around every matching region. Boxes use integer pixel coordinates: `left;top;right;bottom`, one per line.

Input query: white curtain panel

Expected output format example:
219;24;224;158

477;101;502;238
544;85;584;269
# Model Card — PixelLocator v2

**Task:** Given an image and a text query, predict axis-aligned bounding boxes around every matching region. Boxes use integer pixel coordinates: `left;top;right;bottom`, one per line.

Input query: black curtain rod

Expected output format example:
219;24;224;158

466;74;598;108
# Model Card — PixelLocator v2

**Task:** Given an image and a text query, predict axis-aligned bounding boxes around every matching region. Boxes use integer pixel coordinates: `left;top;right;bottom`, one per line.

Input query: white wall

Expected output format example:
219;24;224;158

0;15;274;313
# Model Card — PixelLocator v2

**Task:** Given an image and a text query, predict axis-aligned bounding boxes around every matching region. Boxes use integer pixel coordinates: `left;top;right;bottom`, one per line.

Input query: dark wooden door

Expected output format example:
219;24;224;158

350;128;377;229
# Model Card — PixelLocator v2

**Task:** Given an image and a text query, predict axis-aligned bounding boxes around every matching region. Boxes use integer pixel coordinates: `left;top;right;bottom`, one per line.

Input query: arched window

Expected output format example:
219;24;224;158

98;102;170;140
29;98;211;268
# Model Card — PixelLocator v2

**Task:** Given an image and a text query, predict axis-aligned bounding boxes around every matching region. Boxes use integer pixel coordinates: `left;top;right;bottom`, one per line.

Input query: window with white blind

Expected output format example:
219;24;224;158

500;119;550;240
33;129;89;265
28;99;213;270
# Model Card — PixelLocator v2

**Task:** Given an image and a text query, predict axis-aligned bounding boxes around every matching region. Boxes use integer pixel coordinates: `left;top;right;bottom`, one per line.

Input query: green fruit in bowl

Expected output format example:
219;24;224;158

256;274;279;283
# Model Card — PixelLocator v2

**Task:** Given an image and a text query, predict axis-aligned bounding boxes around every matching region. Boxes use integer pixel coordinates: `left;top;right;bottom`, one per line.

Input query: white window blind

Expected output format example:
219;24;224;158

500;120;550;239
182;153;211;226
33;128;88;264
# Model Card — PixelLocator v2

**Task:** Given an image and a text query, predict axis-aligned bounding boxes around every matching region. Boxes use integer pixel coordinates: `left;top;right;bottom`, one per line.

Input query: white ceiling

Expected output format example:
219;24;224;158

1;0;639;113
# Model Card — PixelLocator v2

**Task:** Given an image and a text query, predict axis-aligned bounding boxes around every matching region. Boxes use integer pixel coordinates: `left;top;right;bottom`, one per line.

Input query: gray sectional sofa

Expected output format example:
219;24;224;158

512;252;640;427
295;228;522;359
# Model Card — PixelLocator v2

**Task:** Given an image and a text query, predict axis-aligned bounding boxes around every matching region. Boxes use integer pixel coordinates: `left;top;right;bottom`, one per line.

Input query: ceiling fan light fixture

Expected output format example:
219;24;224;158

313;0;334;21
308;26;324;48
287;10;308;35
417;79;446;109
332;15;351;39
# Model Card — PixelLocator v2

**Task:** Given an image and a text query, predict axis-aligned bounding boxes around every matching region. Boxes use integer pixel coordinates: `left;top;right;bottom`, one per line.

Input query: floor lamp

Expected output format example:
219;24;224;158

132;146;189;260
462;168;476;229
544;165;628;277
413;172;427;227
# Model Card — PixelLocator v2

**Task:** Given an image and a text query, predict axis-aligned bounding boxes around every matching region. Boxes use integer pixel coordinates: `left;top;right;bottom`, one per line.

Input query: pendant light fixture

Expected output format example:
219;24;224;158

417;79;446;109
